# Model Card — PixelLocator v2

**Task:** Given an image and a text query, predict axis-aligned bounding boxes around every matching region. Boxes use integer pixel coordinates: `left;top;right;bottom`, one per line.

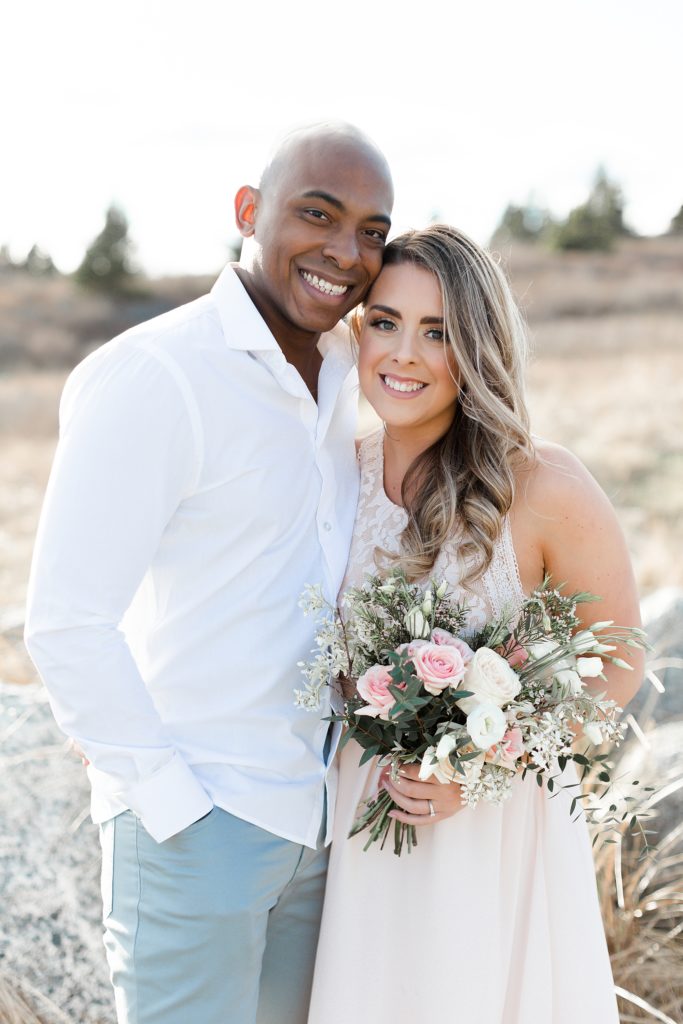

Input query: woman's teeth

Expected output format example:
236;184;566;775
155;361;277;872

382;375;426;393
301;271;348;296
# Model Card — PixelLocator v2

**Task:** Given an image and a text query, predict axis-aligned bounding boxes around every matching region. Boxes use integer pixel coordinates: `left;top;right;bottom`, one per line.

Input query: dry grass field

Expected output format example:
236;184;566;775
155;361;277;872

0;237;681;1022
1;237;682;681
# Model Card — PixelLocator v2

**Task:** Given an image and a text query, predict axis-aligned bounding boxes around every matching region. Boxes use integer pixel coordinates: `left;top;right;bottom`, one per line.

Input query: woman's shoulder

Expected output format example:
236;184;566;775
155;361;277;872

511;437;623;575
514;437;609;520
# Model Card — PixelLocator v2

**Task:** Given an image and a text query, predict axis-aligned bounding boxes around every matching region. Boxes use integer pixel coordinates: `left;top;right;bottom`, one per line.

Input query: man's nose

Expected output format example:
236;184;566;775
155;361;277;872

322;228;360;270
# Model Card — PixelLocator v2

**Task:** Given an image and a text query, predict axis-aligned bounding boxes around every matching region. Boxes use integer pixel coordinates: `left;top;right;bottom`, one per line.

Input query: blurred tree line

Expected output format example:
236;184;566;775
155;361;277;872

493;170;683;251
2;180;683;293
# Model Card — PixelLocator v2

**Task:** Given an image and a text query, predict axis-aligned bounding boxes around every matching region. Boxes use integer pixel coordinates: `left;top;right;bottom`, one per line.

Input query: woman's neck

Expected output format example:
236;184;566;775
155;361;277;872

382;420;452;503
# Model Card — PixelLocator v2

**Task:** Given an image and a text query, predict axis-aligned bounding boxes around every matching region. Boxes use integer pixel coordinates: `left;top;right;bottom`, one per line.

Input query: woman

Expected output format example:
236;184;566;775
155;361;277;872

307;225;643;1023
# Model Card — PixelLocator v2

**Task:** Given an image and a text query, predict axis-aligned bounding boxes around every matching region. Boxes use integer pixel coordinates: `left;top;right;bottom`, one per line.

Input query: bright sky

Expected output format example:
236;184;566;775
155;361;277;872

3;0;681;276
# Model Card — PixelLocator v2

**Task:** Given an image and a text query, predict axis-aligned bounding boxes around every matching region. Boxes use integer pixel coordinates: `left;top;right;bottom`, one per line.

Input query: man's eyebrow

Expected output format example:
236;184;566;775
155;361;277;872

300;191;392;227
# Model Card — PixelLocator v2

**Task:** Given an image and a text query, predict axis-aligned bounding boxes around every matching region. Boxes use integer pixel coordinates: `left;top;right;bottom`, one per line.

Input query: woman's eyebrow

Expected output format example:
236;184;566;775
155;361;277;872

368;304;402;318
420;317;444;325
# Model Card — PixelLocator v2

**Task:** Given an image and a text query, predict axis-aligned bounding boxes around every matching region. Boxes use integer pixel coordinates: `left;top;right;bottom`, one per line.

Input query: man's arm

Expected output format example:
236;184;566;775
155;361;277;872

24;340;213;842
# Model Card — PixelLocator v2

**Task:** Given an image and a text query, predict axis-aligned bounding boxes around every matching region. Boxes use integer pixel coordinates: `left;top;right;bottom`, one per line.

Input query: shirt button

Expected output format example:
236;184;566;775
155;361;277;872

323;521;332;532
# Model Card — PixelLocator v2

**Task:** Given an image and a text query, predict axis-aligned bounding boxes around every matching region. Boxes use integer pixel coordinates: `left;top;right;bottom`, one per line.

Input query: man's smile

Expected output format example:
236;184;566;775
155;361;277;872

299;269;351;298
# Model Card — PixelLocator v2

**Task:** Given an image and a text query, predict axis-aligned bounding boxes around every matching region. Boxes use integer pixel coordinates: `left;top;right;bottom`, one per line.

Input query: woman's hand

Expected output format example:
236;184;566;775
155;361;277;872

380;763;464;827
68;738;89;766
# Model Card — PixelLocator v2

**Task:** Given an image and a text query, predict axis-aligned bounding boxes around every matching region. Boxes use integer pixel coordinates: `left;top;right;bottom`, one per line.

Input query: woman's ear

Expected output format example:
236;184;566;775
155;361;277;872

234;185;259;237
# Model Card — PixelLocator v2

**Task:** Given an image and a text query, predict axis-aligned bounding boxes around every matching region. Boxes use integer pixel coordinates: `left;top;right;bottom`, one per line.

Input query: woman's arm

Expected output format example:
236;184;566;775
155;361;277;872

512;440;645;711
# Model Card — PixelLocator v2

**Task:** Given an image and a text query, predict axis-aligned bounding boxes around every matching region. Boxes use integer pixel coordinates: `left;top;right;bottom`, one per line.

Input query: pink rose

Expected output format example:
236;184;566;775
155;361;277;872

502;643;529;669
411;642;466;696
486;727;525;767
396;638;428;657
431;628;475;664
355;665;401;720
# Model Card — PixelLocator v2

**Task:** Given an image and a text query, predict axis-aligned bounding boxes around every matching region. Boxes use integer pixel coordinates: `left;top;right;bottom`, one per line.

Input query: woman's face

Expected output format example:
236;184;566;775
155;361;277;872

358;262;460;442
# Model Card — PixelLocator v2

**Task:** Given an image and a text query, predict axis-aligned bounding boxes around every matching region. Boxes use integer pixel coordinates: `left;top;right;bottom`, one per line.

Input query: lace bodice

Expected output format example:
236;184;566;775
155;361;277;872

341;430;525;632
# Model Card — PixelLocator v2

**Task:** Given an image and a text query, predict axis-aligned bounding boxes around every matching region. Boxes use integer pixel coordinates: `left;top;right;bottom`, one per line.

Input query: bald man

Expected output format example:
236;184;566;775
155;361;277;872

25;123;393;1024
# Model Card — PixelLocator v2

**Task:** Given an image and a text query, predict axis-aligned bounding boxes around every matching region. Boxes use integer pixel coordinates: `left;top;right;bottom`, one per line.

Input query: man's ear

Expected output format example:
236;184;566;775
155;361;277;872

235;185;259;238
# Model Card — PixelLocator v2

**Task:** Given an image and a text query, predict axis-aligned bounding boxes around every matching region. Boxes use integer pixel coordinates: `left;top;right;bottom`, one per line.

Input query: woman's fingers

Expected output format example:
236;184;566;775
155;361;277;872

381;769;464;826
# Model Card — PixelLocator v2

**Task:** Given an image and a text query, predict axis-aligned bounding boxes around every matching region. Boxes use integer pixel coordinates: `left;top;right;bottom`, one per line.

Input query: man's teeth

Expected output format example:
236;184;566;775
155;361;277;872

382;375;426;393
301;271;348;296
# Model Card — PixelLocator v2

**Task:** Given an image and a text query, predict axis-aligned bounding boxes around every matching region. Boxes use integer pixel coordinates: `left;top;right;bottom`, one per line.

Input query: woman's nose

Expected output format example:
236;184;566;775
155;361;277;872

392;331;419;363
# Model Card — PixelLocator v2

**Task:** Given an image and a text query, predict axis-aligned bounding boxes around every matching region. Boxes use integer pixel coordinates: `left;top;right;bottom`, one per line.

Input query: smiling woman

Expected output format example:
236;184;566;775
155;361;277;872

358;263;461;444
308;222;642;1024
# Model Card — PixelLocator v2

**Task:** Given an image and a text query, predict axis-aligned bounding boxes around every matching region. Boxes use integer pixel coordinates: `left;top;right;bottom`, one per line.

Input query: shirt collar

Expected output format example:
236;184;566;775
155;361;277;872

210;264;358;374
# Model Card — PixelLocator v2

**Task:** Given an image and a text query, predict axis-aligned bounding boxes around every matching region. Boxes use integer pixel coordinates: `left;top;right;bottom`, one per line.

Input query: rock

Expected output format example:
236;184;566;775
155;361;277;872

0;684;113;1023
626;587;683;725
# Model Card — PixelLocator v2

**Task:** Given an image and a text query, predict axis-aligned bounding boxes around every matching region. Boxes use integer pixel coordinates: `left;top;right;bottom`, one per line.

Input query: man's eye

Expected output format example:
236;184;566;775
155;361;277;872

369;317;396;332
363;228;387;242
304;209;329;221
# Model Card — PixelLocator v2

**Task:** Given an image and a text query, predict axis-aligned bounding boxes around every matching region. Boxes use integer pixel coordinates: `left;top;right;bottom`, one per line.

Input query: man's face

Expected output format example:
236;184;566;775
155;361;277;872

245;140;393;335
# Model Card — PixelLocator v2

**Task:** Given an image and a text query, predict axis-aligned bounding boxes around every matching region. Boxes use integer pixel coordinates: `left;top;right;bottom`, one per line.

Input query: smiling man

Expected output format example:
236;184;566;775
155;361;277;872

24;122;393;1024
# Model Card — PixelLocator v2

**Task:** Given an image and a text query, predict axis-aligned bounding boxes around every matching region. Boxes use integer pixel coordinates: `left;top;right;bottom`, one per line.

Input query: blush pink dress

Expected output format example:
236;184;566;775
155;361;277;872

307;430;619;1024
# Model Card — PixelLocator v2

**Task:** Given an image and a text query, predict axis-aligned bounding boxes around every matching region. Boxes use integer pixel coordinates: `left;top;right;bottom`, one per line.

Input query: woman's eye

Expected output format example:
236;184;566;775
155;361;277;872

425;328;445;342
369;317;396;332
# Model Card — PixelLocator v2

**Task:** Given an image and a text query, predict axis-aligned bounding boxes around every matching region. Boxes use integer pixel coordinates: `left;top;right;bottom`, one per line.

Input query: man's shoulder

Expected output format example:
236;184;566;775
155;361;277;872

116;291;220;358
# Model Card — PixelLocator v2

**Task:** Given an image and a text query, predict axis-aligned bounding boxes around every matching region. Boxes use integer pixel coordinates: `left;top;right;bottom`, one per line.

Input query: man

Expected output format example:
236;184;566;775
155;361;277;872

24;123;452;1024
24;121;392;1024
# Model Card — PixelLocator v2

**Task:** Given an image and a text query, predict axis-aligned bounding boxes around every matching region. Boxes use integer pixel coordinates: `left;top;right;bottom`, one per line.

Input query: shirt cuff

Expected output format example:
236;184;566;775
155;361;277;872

117;753;213;843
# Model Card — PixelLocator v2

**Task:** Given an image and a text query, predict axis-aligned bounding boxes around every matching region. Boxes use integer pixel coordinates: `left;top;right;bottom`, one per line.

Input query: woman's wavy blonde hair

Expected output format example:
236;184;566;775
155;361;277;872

359;224;534;585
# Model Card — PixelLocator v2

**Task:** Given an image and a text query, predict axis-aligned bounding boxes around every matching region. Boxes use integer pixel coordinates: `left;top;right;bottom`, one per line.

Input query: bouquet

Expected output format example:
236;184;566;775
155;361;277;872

295;571;650;856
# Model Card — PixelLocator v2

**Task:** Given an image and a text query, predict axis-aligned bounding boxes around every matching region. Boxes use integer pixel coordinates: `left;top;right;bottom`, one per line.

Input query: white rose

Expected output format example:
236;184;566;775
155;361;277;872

457;647;522;714
466;702;507;750
577;656;603;678
555;668;584;695
583;721;603;745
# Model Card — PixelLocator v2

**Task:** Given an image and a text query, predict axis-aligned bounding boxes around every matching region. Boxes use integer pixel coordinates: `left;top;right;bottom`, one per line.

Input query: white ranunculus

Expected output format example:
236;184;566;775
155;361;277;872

572;629;596;653
583;721;603;745
528;639;558;661
457;647;522;714
435;733;457;760
419;745;456;785
466;702;507;750
555;668;584;695
404;606;431;640
576;656;603;678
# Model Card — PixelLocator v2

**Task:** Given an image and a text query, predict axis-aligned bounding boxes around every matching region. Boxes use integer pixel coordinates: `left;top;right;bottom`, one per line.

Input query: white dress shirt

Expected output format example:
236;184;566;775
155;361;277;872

24;266;360;846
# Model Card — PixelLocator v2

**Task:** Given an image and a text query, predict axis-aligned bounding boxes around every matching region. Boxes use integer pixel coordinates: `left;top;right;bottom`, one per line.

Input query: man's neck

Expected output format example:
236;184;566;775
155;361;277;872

234;267;324;400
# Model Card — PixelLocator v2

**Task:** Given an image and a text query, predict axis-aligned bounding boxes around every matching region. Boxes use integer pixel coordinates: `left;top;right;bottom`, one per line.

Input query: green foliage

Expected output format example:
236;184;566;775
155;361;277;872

75;204;138;292
669;204;683;234
491;202;554;246
22;244;57;276
553;168;630;252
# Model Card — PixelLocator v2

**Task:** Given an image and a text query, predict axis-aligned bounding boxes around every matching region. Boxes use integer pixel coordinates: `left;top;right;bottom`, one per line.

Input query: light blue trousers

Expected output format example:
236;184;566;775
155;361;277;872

99;807;329;1024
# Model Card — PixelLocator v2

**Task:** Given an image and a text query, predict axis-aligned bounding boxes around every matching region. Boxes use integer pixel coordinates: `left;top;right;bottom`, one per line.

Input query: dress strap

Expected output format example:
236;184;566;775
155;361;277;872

481;516;525;620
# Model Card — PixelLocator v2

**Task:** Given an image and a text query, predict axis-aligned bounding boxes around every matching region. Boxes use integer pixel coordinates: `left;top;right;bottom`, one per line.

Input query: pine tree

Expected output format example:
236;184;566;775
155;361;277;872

23;244;56;276
491;203;553;245
669;205;683;234
554;169;629;252
75;204;137;291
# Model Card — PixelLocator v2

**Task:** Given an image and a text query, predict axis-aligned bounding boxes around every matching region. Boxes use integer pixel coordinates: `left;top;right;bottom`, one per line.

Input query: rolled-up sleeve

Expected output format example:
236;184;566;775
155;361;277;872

24;340;213;842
